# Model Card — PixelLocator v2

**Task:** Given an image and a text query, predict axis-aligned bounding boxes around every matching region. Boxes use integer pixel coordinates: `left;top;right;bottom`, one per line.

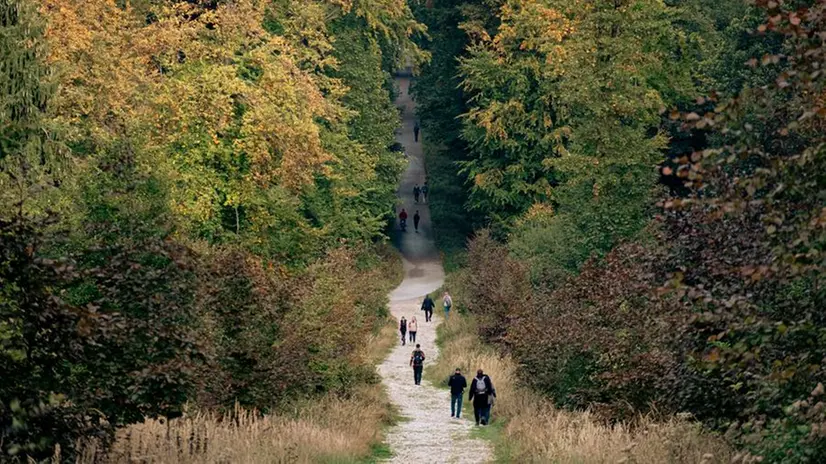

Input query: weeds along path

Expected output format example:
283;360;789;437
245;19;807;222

377;78;492;463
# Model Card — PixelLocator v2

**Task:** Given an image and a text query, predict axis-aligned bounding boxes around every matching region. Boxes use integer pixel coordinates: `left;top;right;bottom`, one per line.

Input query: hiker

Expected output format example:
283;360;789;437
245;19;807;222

414;121;420;142
413;210;421;233
469;369;496;426
421;295;435;322
410;344;425;385
408;316;418;343
399;317;407;346
421;182;428;203
448;368;468;418
413;184;420;203
443;291;453;317
399;209;408;231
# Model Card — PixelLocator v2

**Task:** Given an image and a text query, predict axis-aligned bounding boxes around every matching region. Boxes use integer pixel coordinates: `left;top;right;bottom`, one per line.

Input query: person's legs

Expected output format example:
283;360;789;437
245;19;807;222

473;405;481;425
400;331;405;345
455;393;463;418
414;366;423;385
451;393;457;417
411;331;416;342
482;404;491;425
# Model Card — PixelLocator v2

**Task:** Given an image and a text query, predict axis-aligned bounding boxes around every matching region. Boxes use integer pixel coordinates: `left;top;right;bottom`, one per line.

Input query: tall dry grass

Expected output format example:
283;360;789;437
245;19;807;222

432;313;733;463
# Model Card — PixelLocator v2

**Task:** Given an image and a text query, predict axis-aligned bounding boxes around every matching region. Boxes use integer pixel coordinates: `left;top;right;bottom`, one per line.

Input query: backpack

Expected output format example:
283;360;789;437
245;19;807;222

475;376;488;395
412;350;424;366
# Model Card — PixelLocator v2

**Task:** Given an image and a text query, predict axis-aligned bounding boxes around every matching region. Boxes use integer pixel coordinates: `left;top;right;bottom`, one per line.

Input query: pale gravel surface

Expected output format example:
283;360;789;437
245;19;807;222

376;78;493;463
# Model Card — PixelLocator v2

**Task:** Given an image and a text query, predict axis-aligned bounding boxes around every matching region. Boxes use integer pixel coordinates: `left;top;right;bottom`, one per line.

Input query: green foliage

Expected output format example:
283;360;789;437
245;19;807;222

0;0;420;459
416;0;826;461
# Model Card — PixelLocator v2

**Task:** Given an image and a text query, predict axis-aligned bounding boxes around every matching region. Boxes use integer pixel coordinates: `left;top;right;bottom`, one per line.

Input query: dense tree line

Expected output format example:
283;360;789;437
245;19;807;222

413;0;825;460
1;0;420;459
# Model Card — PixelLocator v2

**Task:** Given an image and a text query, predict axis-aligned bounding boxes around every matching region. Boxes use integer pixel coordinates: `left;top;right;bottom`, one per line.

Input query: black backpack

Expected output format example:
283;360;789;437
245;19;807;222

412;350;424;366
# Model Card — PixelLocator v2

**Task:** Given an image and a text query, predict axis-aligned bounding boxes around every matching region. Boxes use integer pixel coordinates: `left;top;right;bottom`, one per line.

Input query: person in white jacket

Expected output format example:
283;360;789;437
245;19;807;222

443;292;453;317
408;317;418;343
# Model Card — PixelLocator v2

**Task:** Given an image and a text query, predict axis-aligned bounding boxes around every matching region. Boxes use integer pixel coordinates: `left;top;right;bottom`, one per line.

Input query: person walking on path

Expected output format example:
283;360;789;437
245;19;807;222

469;369;496;426
421;182;428;203
399;317;407;345
414;121;420;142
413;210;421;233
399;209;408;231
410;344;426;385
413;184;420;203
421;295;435;322
408;317;418;343
448;368;468;418
443;291;453;317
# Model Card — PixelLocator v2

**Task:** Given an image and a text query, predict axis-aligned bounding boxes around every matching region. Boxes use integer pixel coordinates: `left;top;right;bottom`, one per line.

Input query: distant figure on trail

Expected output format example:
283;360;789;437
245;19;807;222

469;369;496;426
448;368;468;419
399;209;408;231
413;184;421;203
410;344;426;385
421;295;435;322
443;291;453;317
421;182;428;203
414;121;420;142
408;317;418;343
413;210;421;233
399;317;407;346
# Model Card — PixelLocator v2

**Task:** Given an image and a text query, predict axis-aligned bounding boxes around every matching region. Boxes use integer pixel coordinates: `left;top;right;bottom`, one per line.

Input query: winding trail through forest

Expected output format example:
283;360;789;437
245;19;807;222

377;78;492;463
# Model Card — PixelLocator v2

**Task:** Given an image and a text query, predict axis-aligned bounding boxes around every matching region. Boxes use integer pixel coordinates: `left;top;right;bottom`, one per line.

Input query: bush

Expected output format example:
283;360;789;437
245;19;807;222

1;216;200;460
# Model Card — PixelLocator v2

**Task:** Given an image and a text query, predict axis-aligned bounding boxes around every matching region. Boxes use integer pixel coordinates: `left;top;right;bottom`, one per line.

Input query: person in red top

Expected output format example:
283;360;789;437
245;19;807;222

399;209;408;230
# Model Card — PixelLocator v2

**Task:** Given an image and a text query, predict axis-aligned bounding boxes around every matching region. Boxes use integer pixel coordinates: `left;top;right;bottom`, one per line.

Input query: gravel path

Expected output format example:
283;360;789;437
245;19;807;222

377;78;492;463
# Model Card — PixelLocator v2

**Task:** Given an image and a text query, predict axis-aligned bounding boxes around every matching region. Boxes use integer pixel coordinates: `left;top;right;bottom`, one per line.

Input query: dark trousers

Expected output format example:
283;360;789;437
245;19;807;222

409;331;417;342
400;330;406;345
424;309;432;322
413;366;423;385
414;219;420;231
451;393;464;418
473;396;491;424
414;130;419;142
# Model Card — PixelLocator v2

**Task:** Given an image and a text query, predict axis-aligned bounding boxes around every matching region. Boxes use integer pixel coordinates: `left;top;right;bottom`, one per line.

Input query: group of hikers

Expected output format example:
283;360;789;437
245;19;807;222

400;292;495;425
409;348;496;426
398;292;450;342
398;182;428;233
413;182;428;203
396;117;498;425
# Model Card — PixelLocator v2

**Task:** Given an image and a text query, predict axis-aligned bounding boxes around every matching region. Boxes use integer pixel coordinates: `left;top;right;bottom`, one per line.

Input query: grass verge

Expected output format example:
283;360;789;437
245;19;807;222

429;309;734;463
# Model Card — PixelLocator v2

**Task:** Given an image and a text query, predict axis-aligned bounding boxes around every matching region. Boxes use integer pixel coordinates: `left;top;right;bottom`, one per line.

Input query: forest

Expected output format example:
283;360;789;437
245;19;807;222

413;0;826;461
1;0;421;460
2;0;825;462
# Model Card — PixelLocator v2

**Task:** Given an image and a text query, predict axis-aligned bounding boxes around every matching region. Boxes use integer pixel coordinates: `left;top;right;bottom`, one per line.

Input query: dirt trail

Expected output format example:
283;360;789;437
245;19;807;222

377;78;492;463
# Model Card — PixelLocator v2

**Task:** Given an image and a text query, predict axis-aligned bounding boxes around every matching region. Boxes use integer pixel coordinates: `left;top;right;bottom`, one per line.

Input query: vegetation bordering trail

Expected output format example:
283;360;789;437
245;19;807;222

412;0;826;461
428;299;731;463
1;0;418;460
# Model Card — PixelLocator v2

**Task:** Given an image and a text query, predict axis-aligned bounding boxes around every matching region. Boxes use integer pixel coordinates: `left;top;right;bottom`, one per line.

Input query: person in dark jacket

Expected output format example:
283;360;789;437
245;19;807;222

448;368;468;418
413;210;421;233
468;369;496;425
414;121;420;142
410;344;425;385
399;317;407;345
421;295;435;322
